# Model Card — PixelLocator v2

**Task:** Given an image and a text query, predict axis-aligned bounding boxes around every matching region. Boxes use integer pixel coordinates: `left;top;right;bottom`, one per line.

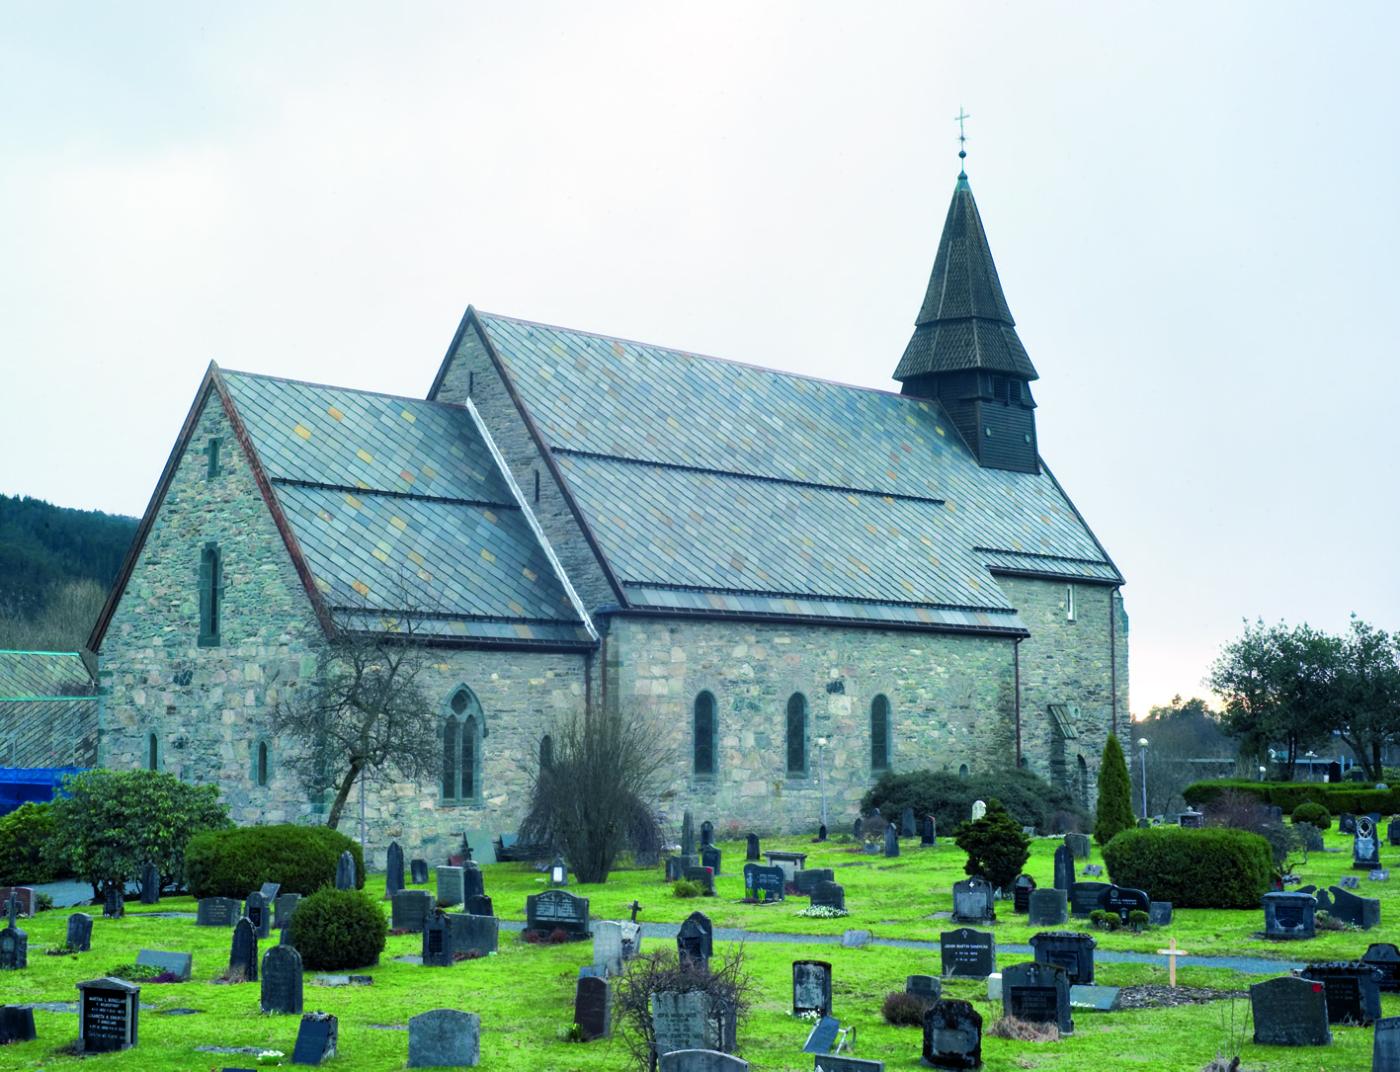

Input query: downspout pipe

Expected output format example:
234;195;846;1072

1109;586;1120;738
1014;637;1023;768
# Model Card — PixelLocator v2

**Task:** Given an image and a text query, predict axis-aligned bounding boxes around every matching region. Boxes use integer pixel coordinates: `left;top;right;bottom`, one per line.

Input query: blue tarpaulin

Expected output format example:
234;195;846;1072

0;767;86;815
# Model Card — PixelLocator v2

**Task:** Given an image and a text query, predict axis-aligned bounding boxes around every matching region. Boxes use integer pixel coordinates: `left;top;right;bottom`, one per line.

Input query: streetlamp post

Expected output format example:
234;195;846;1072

1137;737;1149;818
816;737;830;830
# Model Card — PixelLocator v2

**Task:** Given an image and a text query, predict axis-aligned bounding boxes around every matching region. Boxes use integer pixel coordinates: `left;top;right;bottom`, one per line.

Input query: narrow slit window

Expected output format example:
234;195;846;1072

871;694;891;771
786;693;807;774
539;734;553;770
198;543;223;646
442;716;458;800
147;733;159;771
256;741;269;787
1065;584;1076;622
693;691;717;775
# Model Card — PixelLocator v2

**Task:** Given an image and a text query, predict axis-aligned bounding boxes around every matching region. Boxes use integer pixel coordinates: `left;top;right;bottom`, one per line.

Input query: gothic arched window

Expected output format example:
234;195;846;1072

786;693;807;775
694;691;717;775
443;687;483;803
870;694;891;771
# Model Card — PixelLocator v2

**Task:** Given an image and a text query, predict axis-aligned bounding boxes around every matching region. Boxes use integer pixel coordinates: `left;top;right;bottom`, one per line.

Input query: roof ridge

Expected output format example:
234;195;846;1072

220;367;471;411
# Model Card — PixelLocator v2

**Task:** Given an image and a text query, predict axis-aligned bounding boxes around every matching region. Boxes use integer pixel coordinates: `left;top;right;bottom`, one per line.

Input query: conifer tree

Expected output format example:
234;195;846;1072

1094;733;1136;846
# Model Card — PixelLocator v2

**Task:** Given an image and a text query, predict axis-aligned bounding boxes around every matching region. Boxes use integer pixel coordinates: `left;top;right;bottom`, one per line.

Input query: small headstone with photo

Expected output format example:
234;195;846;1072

437;866;465;908
229;917;258;982
940;927;996;978
408;1009;479;1068
792;959;833;1015
410;858;429;884
921;998;981;1070
1002;961;1073;1035
745;833;760;861
883;823;899;858
574;975;611;1041
1028;888;1068;927
197;896;240;927
335;851;356;890
920;814;937;846
951;877;995;923
244;891;272;939
291;1011;338;1065
1250;975;1330;1045
67;912;93;952
260;945;304;1014
102;880;124;919
77;976;140;1052
1053;844;1074;891
1012;874;1036;914
1300;960;1382;1025
385;842;405;899
139;861;160;904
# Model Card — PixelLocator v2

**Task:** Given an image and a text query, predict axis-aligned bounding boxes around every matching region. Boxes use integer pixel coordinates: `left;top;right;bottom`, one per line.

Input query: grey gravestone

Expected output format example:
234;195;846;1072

437;866;465;908
1250;975;1330;1045
197;897;240;927
0;887;34;916
852;817;863;840
681;811;695;856
1053;844;1074;891
794;868;835;896
1355;814;1383;869
1070;984;1122;1011
803;1015;841;1054
1376;1016;1400;1072
1012;874;1036;913
0;1006;36;1043
229;918;258;982
1028;888;1068;927
922;998;981;1070
260;882;281;903
593;921;625;977
792;960;833;1015
665;857;688;882
1099;884;1150;923
1069;882;1111;918
410;858;429;884
335;851;356;890
244;891;272;939
392;890;435;932
447;913;498;957
811;881;845;911
1371;869;1391;882
526;889;590;938
275;893;302;931
1065;832;1091;859
651;989;736;1057
77;976;140;1052
462;863;485;900
765;850;808;882
951;877;995;923
465;894;493;917
1300;961;1382;1025
684;866;715;896
102;881;124;919
677;916;711;967
940;928;995;978
140;861;160;904
1002;961;1073;1035
1340;812;1357;835
659;1052;748;1072
1082;863;1103;877
1301;823;1325;851
906;974;941;1001
1340;875;1361;890
1148;901;1173;926
621;920;642;960
745;833;760;861
422;912;454;967
291;1011;338;1065
67;912;93;952
386;842;405;899
701;846;722;875
901;806;916;837
0;901;26;970
840;929;872;949
574;976;611;1041
260;945;304;1014
1364;943;1400;992
920;814;937;846
1030;931;1096;985
135;950;191;981
700;820;714;848
742;863;784;902
1263;891;1317;939
883;823;899;857
408;1009;479;1068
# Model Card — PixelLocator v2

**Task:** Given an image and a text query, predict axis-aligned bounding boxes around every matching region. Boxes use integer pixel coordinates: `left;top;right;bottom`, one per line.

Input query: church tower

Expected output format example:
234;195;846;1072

893;167;1040;474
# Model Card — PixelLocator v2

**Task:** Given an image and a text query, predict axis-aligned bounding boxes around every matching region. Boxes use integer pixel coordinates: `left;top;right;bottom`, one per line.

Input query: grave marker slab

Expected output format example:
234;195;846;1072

447;913;498;957
102;881;124;919
811;881;845;911
681;811;695;856
1065;832;1091;860
526;889;591;938
197;897;241;927
275;893;302;931
921;998;981;1070
392;890;435;932
745;833;760;861
574;976;611;1040
462;863;485;900
335;851;356;890
1028;888;1068;927
792;959;833;1016
140;862;160;904
1053;845;1074;891
408;1009;479;1067
229;917;258;982
940;928;996;979
659;1051;748;1072
291;1011;338;1065
1364;943;1400;992
951;877;995;923
813;1056;883;1072
0;887;34;917
0;918;26;971
77;976;140;1052
593;921;625;977
0;1005;36;1044
1148;901;1173;926
385;842;404;899
1069;984;1122;1011
410;858;429;884
700;819;714;848
1002;961;1073;1035
840;929;871;948
135;950;191;981
1250;975;1330;1045
1355;813;1383;869
765;851;807;883
465;894;493;917
651;989;736;1057
1263;891;1317;939
701;846;722;875
422;912;454;967
794;868;835;896
1099;885;1150;923
259;882;281;903
742;863;784;902
883;824;899;857
803;1015;841;1054
901;806;916;837
1300;961;1382;1025
1318;885;1381;929
1069;882;1110;918
1378;1016;1400;1072
906;974;941;1001
67;912;93;952
1030;931;1095;985
261;945;304;1014
920;815;937;846
1011;874;1036;914
244;891;272;939
437;866;465;908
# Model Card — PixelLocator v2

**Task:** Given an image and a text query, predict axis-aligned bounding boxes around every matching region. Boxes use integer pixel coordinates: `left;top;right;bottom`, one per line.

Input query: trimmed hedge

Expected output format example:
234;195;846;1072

861;767;1090;836
184;824;364;899
1101;827;1273;908
0;802;66;886
287;887;386;970
1183;779;1400;815
1291;802;1332;830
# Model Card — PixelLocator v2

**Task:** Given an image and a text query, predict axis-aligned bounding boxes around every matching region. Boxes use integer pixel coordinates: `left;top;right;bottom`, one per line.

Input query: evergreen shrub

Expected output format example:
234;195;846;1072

286;886;386;970
184;824;363;898
954;799;1031;891
1094;734;1135;846
0;802;66;885
861;767;1089;836
1290;802;1331;830
1183;780;1400;814
1101;827;1272;908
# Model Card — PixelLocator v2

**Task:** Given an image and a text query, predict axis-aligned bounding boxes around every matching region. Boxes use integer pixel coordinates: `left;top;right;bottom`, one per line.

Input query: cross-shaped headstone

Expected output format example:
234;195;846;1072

1155;937;1189;988
628;900;643;923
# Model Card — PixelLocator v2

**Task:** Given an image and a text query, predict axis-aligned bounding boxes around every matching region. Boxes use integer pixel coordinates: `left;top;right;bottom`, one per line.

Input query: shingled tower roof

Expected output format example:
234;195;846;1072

894;175;1039;382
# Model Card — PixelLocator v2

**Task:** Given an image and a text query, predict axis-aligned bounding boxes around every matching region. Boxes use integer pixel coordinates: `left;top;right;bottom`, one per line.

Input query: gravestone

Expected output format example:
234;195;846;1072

462;862;486;900
0;887;34;917
792;960;833;1015
135;949;192;981
1070;984;1122;1010
1301;823;1326;851
1148;901;1173;926
260;945;304;1014
229;917;258;982
1082;864;1103;877
852;817;863;840
0;898;26;970
803;1015;841;1054
971;800;986;821
77;976;140;1052
260;882;281;903
197;897;241;927
1355;814;1383;869
651;989;737;1057
386;842;405;899
1178;810;1204;828
275;893;302;931
1340;875;1361;889
1069;882;1111;918
67;912;93;952
883;824;899;857
685;866;716;896
901;806;916;837
742;864;784;902
814;1056;883;1072
765;850;808;883
951;877;995;923
1263;891;1317;939
658;1052;748;1072
1389;820;1400;848
700;820;714;848
244;891;272;939
102;880;124;919
1250;975;1330;1045
1002;961;1073;1035
574;975;611;1040
1364;943;1400;992
1053;844;1074;891
817;823;829;842
840;929;871;948
1012;874;1036;914
794;868;836;896
291;1011;338;1065
392;890;435;932
0;1006;36;1044
701;846;722;876
335;851;356;890
940;928;995;978
448;913;498;957
681;811;695;856
1372;869;1391;882
665;857;688;882
907;974;942;1001
410;858;429;884
437;866;465;908
465;894;493;917
1028;888;1068;927
593;921;625;977
745;833;760;861
1318;885;1381;929
920;815;937;846
422;911;454;967
677;917;712;968
408;1009;480;1067
1030;931;1096;985
921;998;981;1070
1378;1017;1400;1072
140;861;161;904
621;919;642;959
1340;812;1358;835
1065;832;1091;859
811;881;845;911
1099;885;1151;923
526;889;591;938
1300;961;1382;1025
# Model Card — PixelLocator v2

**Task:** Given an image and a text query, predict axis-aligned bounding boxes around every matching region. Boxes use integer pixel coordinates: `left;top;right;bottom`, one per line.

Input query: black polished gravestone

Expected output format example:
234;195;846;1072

197;897;241;927
1053;844;1074;892
883;824;900;858
939;928;996;979
574;975;611;1041
462;862;486;900
410;858;429;884
465;894;493;917
386;841;405;899
701;846;722;876
742;864;784;903
921;814;937;847
77;976;140;1052
1002;962;1073;1036
67;912;93;952
1315;885;1381;929
951;877;995;924
811;881;846;911
1340;812;1358;836
244;891;272;939
1250;976;1331;1046
1012;874;1036;913
229;917;258;982
921;998;982;1070
677;914;713;968
1355;814;1383;870
260;945;304;1015
525;889;591;939
102;880;124;919
816;823;828;843
907;974;942;1001
1300;961;1383;1025
1378;1016;1400;1072
1365;944;1400;992
447;913;499;956
794;868;836;896
1098;885;1151;924
139;861;161;904
1030;931;1096;985
0;1005;37;1044
745;833;760;861
792;960;833;1016
291;1011;338;1065
1028;888;1068;927
1069;882;1111;919
902;806;917;838
1263;891;1317;939
422;912;455;968
335;850;356;890
1390;820;1400;848
392;890;435;932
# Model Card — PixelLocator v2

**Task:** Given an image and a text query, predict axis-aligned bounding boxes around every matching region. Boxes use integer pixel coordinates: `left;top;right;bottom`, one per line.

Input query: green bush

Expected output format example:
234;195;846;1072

672;879;703;899
861;767;1089;836
286;887;386;970
1291;802;1332;830
1094;734;1136;846
953;799;1030;891
1101;827;1272;908
1183;780;1400;814
0;803;67;885
184;824;364;899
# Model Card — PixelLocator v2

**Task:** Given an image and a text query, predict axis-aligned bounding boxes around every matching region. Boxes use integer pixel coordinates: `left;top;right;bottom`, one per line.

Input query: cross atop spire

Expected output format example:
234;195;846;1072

955;108;970;178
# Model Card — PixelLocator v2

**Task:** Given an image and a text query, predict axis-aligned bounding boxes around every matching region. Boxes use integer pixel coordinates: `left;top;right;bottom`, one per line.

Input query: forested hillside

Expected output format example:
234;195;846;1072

0;494;137;652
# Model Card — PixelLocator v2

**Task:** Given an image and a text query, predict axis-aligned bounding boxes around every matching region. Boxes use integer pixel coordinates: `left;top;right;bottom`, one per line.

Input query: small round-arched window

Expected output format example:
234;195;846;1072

147;733;160;771
257;741;270;787
958;763;969;778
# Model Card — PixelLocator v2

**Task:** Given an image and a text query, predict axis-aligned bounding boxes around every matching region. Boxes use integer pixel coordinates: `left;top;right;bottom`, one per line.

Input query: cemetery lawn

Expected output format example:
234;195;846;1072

0;893;1390;1071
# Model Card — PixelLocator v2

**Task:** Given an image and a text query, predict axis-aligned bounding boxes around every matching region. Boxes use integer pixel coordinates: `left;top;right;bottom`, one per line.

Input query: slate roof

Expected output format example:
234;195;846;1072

218;371;592;646
895;176;1039;381
0;651;94;700
468;312;1121;632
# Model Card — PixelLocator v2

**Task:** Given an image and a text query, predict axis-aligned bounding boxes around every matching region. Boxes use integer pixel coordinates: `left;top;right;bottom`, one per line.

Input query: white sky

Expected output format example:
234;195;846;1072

2;2;1397;715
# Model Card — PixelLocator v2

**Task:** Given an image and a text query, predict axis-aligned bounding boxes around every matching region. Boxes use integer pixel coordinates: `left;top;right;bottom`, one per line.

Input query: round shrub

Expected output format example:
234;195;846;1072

954;798;1030;891
1291;802;1331;830
184;824;363;898
286;887;386;969
862;767;1090;836
1101;827;1272;908
0;802;66;886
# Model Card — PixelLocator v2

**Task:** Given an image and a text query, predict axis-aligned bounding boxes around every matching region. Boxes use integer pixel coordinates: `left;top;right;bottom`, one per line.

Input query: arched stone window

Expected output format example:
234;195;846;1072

197;542;223;647
958;763;969;778
147;733;160;772
693;691;717;776
443;687;483;803
786;693;807;775
870;694;891;771
539;734;554;770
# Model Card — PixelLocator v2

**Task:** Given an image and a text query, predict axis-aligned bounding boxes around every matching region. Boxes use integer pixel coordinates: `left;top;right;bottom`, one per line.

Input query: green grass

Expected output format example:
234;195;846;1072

0;827;1392;1071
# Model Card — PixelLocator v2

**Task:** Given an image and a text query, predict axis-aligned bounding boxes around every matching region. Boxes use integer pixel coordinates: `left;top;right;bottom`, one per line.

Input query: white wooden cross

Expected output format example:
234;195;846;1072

1156;937;1189;987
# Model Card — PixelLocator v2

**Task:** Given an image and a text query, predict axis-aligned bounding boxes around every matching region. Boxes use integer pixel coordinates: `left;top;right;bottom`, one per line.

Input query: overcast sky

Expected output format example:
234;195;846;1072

3;2;1397;716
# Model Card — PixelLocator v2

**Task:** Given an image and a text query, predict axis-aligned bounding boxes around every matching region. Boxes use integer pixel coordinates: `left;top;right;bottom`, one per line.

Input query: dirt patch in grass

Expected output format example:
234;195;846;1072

1117;984;1246;1009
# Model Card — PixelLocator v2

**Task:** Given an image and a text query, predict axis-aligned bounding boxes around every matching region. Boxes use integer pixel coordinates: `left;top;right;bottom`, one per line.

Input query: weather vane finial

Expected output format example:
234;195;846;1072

955;107;970;178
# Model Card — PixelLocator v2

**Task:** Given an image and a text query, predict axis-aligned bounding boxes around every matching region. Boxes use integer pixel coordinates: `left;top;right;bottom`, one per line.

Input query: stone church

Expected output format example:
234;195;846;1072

88;169;1127;855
